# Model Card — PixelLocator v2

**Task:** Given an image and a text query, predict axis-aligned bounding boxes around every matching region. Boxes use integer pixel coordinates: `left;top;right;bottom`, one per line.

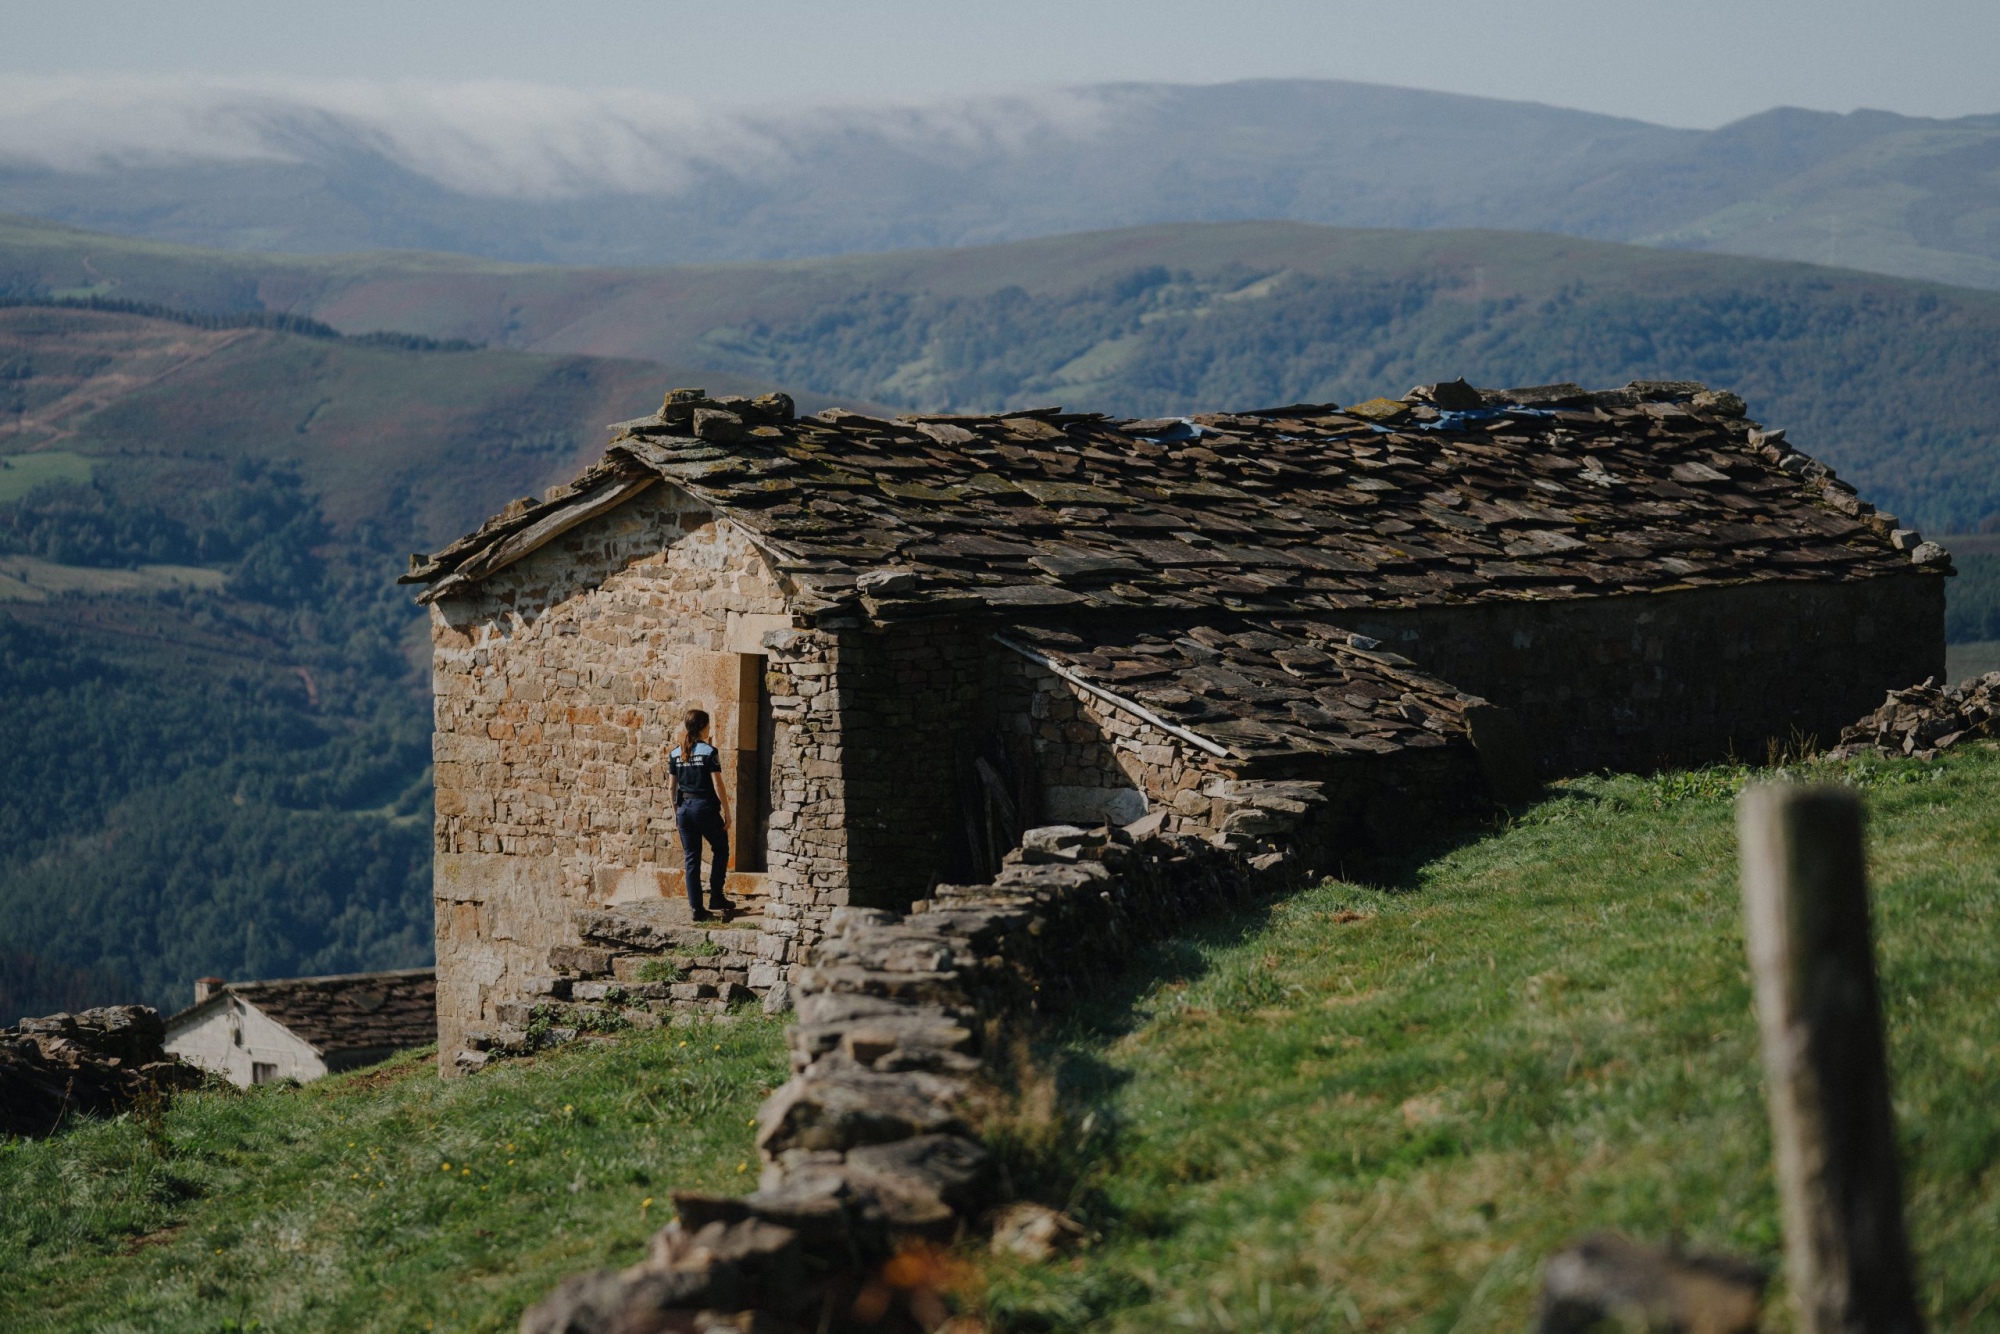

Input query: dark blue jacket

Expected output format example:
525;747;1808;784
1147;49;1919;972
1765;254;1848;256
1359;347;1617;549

670;741;722;805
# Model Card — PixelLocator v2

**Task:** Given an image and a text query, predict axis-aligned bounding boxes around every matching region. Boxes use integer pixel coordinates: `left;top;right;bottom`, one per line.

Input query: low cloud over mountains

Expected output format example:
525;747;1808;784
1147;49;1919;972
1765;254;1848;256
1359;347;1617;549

1;76;1997;288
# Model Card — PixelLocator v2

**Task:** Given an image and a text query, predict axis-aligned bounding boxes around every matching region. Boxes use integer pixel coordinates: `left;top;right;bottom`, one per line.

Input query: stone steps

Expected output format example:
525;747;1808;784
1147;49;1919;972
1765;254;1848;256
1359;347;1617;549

460;891;783;1071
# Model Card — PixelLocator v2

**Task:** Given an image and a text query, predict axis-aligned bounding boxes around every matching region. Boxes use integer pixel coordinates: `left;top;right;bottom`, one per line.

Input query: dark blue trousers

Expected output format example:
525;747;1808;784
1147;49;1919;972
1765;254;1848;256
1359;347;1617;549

676;798;730;910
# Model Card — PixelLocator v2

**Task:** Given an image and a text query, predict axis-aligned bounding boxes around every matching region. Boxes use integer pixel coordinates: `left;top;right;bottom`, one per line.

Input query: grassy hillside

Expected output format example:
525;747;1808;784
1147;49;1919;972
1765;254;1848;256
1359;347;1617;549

7;750;1996;1331
983;748;2000;1331
0;1016;786;1333
8;216;2000;531
0;303;816;1022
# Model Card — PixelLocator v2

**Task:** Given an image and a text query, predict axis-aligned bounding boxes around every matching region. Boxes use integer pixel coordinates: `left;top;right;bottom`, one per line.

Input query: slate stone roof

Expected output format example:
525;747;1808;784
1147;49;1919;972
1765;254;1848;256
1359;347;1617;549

168;968;436;1057
998;619;1484;764
403;379;1940;623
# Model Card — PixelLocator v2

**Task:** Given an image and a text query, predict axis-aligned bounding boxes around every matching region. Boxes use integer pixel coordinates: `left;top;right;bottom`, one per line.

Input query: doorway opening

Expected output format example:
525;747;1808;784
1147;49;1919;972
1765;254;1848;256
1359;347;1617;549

729;653;769;873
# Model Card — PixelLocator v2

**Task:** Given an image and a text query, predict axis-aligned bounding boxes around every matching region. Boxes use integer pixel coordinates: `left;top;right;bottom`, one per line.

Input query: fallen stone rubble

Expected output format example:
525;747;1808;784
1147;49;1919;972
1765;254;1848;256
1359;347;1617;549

0;1005;204;1138
521;783;1335;1333
1827;671;2000;761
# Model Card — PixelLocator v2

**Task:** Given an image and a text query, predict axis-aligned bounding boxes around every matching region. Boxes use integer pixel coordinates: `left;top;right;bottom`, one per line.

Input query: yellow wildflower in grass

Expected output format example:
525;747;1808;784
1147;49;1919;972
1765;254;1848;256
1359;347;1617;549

440;1163;450;1171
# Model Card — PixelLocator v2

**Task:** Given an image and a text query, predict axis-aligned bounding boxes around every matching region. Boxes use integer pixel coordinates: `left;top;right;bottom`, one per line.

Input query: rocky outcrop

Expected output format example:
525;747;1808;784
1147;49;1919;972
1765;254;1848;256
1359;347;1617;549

521;786;1334;1333
1;1005;204;1138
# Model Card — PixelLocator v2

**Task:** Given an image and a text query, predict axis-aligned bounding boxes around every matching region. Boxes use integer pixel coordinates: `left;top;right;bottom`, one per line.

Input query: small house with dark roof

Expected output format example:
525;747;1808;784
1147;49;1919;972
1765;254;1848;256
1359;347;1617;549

164;968;436;1085
403;380;1947;1072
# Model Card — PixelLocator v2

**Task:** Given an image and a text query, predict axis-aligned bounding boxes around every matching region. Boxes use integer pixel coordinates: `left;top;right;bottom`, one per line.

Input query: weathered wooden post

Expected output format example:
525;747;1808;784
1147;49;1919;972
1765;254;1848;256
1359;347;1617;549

1737;784;1924;1334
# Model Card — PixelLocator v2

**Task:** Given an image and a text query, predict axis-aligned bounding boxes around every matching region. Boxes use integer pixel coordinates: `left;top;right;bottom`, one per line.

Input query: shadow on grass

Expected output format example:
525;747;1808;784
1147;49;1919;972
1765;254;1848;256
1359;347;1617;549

992;800;1517;1235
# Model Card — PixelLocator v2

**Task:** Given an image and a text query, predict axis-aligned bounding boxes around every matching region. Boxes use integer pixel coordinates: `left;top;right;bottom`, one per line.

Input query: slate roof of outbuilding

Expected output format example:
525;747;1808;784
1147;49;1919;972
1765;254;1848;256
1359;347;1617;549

166;968;436;1057
403;379;1938;624
998;618;1486;764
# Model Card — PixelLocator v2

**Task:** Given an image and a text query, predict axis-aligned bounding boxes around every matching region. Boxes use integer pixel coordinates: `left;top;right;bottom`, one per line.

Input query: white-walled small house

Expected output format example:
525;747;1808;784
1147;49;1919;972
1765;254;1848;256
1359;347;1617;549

163;968;435;1086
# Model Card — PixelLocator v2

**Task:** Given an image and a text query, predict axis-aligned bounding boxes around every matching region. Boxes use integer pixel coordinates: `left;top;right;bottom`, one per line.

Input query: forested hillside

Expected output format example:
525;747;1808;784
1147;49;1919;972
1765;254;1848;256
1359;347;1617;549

8;216;2000;531
0;304;803;1022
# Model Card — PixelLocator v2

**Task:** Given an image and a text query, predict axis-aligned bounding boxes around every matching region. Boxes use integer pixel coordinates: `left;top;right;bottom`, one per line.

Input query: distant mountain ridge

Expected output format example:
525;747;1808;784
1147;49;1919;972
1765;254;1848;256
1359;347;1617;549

2;78;1999;289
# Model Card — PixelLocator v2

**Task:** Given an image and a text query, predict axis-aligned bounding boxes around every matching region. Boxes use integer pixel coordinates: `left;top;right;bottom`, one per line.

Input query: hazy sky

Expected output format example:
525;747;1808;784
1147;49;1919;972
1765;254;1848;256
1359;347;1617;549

11;0;1998;129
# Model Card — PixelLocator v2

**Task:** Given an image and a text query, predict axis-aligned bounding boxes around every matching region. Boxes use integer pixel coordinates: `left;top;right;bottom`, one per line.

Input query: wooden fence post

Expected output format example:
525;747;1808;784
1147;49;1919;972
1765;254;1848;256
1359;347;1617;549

1737;784;1924;1334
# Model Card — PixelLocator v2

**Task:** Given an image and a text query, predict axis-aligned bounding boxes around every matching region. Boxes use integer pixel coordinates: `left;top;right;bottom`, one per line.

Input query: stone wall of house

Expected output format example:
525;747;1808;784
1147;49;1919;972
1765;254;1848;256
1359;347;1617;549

429;490;1941;1070
1344;573;1945;775
830;620;996;904
429;485;795;1072
753;627;849;997
753;619;1003;993
991;649;1226;835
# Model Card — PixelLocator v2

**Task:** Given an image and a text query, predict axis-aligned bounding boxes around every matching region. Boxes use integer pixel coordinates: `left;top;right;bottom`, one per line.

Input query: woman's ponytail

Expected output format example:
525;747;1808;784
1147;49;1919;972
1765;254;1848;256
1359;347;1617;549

682;708;710;756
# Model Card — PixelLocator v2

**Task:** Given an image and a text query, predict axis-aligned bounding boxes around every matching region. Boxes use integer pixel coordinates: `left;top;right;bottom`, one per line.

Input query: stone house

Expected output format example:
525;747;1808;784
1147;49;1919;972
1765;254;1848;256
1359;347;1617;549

402;379;1946;1071
164;968;436;1086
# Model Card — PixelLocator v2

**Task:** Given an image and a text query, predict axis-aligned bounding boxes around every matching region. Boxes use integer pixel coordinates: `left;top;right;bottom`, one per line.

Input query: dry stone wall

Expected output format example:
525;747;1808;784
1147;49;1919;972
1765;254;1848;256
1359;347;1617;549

522;788;1342;1334
430;486;795;1070
1828;669;2000;760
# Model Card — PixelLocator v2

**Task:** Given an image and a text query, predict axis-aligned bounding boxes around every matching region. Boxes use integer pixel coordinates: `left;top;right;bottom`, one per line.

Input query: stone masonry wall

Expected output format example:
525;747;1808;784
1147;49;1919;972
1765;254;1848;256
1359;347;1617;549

754;628;849;997
1344;574;1945;775
754;619;1001;994
992;648;1227;834
430;486;795;1072
836;621;999;905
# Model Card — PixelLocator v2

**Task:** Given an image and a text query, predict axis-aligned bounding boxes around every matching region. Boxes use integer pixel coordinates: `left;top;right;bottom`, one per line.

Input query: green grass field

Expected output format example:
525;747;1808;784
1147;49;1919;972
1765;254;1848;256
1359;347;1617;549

0;452;93;504
6;751;1998;1332
979;750;2000;1332
0;1016;787;1333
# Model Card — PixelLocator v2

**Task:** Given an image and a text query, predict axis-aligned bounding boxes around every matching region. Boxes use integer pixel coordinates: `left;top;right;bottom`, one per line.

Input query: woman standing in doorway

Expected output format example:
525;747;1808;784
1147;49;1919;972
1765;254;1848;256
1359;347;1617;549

670;709;736;922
